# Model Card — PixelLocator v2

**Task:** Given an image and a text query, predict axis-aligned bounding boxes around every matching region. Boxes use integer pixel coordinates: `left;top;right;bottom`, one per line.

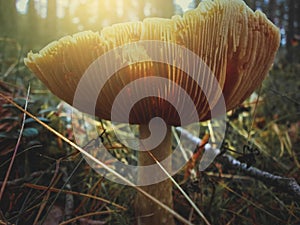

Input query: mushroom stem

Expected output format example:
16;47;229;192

136;124;175;225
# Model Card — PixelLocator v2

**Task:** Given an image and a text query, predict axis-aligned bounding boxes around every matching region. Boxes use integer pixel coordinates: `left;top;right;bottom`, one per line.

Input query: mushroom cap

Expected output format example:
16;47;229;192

24;0;280;126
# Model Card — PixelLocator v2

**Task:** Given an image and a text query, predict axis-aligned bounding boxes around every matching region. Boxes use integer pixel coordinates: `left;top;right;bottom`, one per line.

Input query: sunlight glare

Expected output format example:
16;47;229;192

16;0;29;14
34;0;47;18
175;0;193;12
15;0;196;28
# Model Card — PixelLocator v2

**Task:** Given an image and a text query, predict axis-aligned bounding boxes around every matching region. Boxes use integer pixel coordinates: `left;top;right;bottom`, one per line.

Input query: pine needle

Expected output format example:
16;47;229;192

0;85;31;201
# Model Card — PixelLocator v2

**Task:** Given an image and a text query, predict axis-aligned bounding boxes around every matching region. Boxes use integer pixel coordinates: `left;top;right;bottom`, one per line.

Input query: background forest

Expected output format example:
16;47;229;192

0;0;300;224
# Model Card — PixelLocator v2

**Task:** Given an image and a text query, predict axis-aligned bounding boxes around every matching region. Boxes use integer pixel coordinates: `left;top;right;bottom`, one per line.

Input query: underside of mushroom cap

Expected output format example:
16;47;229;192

24;0;280;126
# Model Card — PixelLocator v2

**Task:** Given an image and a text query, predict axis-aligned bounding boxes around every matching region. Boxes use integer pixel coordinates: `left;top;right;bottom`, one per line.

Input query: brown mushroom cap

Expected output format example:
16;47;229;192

24;0;280;126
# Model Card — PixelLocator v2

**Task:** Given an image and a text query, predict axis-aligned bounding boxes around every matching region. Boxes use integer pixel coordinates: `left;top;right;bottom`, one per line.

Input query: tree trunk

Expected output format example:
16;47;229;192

267;0;277;23
135;124;175;225
26;0;40;49
295;1;300;35
45;0;57;42
0;1;18;38
287;0;295;62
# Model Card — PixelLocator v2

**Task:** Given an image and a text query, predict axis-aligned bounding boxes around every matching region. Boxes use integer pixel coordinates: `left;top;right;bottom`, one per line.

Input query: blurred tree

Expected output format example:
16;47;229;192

266;0;277;23
26;0;41;49
45;0;58;42
0;1;19;38
58;0;77;37
287;0;295;62
296;1;300;35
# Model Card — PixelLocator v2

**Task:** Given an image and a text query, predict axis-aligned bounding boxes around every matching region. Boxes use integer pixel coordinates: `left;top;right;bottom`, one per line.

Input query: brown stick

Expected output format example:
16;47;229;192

176;127;300;201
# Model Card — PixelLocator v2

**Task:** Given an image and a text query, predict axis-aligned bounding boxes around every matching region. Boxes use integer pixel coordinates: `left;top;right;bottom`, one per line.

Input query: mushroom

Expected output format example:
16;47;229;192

24;0;280;224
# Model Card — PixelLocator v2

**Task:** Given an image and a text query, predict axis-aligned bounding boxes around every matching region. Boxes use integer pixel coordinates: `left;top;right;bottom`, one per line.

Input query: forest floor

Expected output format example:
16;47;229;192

0;38;300;225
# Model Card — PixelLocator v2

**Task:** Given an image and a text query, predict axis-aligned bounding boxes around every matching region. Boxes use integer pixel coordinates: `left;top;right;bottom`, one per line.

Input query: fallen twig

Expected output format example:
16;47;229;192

221;154;300;201
0;170;54;187
176;127;300;201
24;183;127;211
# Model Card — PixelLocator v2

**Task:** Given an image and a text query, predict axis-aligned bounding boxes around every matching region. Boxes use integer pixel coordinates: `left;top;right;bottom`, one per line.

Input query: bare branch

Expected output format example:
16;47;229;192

176;127;300;201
